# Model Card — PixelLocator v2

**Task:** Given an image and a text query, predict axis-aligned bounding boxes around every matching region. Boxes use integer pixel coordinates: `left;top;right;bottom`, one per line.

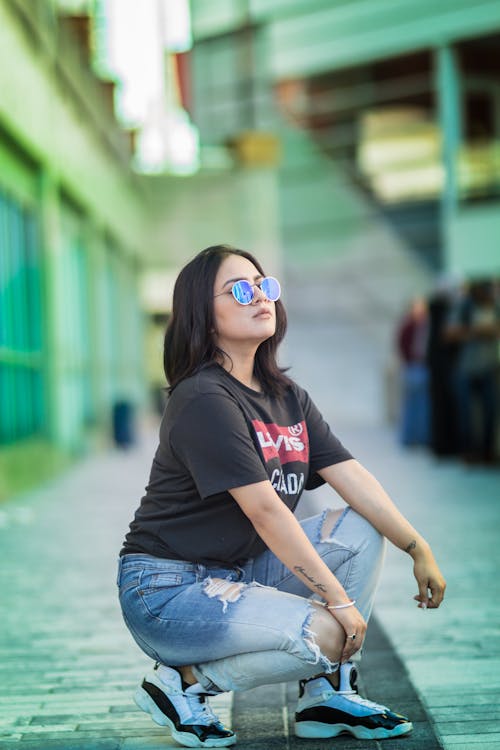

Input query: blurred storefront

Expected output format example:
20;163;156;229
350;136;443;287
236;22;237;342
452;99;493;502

2;0;500;497
0;1;149;497
0;0;284;499
188;0;500;320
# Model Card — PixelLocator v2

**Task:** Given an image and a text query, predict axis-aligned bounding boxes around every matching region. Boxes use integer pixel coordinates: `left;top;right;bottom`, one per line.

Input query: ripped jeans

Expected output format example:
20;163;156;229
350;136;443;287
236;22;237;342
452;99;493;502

117;507;385;693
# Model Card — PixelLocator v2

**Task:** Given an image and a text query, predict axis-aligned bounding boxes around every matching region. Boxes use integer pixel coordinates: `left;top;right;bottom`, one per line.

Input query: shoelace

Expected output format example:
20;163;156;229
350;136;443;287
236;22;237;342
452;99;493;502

184;692;220;726
338;689;388;713
321;688;387;714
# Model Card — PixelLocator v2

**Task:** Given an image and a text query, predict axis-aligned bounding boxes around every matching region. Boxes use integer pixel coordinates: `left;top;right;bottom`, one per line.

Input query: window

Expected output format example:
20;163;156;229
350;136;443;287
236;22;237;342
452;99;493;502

0;190;44;444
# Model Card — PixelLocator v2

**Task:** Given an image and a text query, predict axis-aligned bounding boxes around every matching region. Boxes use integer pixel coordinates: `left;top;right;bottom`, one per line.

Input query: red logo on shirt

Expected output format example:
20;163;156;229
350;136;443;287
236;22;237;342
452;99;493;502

252;420;309;464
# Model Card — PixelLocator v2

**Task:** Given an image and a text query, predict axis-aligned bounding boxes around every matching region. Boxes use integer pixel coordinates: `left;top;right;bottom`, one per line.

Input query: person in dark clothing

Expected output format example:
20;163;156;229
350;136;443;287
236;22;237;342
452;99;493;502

447;279;500;463
117;245;446;748
426;287;461;457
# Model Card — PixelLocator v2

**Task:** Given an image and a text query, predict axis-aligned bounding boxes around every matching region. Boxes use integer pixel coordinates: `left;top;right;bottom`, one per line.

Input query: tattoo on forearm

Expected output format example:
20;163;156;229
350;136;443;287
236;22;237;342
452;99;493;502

294;565;327;593
405;540;417;553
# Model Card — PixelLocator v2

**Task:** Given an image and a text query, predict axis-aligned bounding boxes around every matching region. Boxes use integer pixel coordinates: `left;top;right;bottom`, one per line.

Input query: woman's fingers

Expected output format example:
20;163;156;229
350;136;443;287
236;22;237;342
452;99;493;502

413;575;446;609
413;558;447;609
429;575;446;606
329;605;367;663
417;579;430;608
341;635;363;663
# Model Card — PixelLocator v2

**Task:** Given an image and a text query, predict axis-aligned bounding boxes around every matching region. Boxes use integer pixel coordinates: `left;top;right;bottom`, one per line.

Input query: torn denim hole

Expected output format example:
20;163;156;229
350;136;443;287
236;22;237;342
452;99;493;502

302;604;337;674
318;506;351;543
203;577;246;613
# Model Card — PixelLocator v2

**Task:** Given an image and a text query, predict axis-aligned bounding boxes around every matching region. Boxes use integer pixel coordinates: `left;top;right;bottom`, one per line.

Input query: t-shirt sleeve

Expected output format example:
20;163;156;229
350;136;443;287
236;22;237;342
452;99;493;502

297;386;353;490
167;393;269;499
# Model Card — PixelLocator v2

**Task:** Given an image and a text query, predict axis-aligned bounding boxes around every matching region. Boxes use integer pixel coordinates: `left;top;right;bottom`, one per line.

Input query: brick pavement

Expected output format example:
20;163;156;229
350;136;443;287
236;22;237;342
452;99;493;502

0;418;443;750
352;427;500;750
232;616;441;750
0;434;231;750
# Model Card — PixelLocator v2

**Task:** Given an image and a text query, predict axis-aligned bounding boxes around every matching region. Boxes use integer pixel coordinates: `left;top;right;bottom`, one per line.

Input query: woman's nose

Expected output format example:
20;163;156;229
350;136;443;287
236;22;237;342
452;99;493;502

252;284;266;303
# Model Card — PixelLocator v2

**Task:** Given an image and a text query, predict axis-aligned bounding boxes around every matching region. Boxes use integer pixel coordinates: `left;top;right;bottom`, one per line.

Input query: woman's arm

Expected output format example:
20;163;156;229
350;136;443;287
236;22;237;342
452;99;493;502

229;480;367;651
318;459;446;609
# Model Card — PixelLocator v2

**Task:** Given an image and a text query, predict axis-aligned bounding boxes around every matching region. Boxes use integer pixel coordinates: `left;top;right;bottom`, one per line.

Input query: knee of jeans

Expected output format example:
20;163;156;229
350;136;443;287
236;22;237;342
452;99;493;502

304;604;343;668
319;508;346;542
321;508;386;568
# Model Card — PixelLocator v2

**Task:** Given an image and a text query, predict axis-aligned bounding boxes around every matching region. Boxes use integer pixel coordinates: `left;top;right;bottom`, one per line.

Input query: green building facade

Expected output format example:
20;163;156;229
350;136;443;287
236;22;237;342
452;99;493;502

0;0;148;498
0;0;286;501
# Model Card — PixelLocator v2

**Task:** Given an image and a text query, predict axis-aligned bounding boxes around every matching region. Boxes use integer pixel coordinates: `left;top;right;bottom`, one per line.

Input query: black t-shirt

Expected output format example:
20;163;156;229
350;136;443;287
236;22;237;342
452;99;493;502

121;365;352;564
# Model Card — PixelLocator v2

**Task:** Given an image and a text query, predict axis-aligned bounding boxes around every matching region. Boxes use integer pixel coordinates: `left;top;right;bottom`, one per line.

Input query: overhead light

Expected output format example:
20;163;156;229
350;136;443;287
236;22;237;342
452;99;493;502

162;0;192;52
134;109;199;175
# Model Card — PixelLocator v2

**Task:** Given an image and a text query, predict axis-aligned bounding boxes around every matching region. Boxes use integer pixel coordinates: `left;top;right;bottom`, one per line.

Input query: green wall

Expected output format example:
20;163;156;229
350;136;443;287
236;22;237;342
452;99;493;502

0;1;148;500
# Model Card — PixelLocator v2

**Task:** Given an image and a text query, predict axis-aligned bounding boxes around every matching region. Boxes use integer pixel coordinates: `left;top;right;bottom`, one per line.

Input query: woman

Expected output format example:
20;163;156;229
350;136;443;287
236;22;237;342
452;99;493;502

118;245;446;748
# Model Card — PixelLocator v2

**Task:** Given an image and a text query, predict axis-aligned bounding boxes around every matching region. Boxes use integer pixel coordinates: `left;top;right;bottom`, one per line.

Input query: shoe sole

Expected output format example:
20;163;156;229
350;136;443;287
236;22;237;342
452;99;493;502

134;686;237;748
295;719;413;740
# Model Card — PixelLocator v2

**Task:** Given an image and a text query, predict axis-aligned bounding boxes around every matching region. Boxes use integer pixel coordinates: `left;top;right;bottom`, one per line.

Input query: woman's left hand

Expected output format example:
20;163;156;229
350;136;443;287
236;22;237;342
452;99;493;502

412;549;446;609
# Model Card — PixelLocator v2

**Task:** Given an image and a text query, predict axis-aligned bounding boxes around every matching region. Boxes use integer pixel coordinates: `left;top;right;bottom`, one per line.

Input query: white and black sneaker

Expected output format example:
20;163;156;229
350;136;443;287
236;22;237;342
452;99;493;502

294;662;413;741
134;663;236;748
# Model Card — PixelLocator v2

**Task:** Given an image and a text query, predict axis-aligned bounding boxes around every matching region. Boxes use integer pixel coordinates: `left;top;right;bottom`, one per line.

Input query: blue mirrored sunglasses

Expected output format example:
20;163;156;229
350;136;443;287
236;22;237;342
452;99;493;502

217;277;281;305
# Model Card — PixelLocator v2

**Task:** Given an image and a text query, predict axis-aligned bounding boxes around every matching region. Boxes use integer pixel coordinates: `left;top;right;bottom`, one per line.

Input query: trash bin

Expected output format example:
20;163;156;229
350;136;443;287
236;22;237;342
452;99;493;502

112;400;135;447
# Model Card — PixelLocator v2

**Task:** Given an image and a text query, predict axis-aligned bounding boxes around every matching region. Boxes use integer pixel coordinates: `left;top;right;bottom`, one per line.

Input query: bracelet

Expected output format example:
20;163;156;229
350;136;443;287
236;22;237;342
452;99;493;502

326;600;356;610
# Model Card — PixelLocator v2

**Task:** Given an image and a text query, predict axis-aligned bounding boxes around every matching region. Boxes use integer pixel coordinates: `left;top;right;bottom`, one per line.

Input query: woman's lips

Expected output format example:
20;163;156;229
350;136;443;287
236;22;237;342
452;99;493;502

253;309;273;318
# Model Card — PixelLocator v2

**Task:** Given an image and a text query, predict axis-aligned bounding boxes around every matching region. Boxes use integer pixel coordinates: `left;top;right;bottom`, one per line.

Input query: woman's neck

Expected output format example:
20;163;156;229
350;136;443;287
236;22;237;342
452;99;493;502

217;349;260;391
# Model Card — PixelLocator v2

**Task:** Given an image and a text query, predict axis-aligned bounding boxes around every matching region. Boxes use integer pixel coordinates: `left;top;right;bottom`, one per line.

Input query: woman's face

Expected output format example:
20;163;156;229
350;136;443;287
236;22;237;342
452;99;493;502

213;254;277;352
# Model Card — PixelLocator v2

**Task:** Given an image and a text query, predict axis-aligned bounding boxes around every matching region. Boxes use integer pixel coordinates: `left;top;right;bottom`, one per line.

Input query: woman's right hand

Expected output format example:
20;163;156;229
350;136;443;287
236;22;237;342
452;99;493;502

327;604;367;663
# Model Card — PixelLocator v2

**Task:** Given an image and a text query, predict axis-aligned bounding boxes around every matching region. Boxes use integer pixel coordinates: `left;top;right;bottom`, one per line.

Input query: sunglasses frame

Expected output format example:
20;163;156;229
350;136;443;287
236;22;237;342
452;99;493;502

216;276;281;306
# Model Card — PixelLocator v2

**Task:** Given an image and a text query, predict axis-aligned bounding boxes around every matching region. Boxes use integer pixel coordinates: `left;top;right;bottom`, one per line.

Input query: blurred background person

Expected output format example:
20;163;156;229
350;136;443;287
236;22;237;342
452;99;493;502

396;297;430;447
447;279;500;464
426;278;462;458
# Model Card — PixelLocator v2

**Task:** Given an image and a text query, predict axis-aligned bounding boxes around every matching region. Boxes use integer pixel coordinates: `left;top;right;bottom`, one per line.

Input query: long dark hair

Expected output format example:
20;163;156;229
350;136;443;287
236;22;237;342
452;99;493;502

164;244;291;397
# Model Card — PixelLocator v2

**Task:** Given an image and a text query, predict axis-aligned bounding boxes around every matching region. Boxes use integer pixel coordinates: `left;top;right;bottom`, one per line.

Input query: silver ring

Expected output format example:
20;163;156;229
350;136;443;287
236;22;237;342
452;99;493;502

349;634;356;641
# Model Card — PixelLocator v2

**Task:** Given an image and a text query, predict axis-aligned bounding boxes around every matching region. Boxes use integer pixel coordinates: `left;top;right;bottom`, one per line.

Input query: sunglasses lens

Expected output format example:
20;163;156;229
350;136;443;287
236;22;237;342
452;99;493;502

232;280;254;305
261;277;281;302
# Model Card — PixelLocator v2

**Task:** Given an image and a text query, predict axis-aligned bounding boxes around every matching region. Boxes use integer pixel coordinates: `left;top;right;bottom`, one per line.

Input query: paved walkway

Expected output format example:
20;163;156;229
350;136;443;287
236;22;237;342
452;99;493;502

0;423;441;750
0;314;498;749
287;317;500;750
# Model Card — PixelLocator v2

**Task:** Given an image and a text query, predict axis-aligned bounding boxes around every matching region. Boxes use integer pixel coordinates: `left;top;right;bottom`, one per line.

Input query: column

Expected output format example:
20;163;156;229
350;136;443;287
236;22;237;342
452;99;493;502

434;44;462;271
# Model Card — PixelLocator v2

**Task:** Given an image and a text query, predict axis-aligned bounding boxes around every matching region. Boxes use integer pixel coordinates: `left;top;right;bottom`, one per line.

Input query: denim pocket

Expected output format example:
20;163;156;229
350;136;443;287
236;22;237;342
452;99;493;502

118;566;144;594
142;572;183;588
137;571;184;619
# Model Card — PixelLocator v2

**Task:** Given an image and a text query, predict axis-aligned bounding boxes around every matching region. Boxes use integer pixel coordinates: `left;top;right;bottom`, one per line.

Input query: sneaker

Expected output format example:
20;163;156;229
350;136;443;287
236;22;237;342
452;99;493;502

294;662;413;741
134;663;236;748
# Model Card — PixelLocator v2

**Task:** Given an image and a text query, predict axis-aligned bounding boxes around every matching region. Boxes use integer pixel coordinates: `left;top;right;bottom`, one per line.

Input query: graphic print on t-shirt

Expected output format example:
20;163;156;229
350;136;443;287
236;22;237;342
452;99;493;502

251;419;309;464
